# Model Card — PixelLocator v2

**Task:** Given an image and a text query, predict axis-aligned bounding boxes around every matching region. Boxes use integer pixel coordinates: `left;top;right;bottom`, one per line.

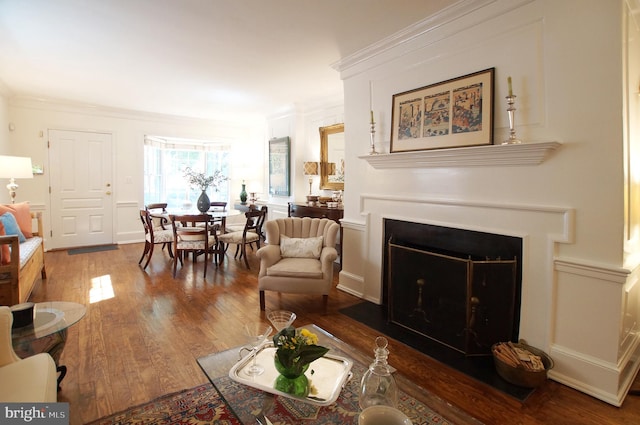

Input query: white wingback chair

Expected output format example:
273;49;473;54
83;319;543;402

256;217;340;311
0;306;57;402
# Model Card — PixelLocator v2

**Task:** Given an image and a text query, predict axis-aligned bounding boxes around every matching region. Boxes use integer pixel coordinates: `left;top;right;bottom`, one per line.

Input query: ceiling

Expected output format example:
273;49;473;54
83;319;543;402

0;0;455;121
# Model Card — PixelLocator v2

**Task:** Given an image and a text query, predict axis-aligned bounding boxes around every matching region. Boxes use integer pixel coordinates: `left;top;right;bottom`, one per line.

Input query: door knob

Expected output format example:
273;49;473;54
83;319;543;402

106;191;112;195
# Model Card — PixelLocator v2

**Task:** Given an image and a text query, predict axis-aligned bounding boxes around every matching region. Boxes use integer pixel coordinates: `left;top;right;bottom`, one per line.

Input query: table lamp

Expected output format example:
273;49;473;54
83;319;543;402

0;155;33;203
303;161;319;195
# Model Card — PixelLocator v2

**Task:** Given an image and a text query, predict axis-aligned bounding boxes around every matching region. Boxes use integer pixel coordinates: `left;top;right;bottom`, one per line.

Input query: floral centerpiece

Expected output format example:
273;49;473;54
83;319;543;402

272;326;329;397
183;167;228;212
183;167;228;191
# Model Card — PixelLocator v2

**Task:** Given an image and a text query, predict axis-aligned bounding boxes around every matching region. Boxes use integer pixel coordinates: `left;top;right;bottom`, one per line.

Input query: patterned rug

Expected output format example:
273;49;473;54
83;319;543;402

213;360;454;424
86;384;241;425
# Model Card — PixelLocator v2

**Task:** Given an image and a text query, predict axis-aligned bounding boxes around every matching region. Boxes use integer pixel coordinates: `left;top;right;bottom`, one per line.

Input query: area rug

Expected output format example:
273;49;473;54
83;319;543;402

213;360;455;424
86;384;241;425
68;244;119;255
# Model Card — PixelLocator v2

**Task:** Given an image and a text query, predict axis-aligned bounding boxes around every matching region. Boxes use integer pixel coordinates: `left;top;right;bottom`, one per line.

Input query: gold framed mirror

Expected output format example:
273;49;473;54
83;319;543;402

319;123;344;191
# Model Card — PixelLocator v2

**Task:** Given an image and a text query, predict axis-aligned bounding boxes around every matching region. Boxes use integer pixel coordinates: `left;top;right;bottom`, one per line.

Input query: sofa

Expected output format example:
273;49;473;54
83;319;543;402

0;203;46;306
256;217;339;311
0;306;57;402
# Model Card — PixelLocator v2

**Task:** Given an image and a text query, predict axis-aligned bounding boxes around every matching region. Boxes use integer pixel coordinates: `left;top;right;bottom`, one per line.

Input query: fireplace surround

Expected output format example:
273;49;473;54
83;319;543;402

383;219;523;356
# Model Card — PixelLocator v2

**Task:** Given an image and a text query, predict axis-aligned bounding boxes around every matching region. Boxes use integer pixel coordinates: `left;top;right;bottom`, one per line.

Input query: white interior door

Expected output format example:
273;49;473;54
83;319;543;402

48;130;113;249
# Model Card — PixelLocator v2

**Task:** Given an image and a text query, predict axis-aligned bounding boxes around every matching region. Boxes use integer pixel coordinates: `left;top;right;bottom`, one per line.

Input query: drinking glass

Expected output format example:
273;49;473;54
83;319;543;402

243;323;273;376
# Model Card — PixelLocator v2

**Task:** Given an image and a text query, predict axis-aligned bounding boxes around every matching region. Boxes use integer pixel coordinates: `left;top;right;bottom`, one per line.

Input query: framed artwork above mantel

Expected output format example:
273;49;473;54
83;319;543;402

390;68;495;153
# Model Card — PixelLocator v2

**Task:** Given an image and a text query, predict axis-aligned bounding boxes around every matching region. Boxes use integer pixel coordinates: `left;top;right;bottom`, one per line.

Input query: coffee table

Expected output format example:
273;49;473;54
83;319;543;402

197;324;482;424
12;301;86;389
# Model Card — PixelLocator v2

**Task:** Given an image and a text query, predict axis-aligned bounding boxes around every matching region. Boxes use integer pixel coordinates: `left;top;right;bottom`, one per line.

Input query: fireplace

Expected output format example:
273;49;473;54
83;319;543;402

383;219;523;356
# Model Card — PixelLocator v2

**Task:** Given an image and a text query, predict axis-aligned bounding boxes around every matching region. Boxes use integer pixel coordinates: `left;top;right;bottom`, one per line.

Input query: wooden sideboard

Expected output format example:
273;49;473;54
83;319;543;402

288;202;343;265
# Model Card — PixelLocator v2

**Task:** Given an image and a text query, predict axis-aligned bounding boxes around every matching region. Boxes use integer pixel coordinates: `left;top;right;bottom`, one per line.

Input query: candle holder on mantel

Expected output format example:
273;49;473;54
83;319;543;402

502;95;522;145
369;120;379;155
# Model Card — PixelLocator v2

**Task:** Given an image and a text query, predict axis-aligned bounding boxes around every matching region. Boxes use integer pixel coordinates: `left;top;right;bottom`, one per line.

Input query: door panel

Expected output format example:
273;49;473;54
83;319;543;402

49;130;113;249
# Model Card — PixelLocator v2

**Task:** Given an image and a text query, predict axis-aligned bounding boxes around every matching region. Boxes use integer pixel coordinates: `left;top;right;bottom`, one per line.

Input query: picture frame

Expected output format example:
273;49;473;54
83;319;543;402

390;68;495;153
269;136;290;196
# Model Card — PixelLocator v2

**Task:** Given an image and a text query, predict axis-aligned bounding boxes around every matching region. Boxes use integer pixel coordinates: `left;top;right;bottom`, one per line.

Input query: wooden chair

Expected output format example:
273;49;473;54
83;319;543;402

145;203;169;229
217;208;266;269
138;209;174;270
145;202;172;254
208;201;228;231
209;201;227;211
169;214;220;278
226;205;267;242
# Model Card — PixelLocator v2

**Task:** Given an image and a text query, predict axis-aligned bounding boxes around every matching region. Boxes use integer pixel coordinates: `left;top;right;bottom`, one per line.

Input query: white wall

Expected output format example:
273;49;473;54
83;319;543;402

0;89;10;153
265;98;344;217
335;0;639;406
6;97;266;244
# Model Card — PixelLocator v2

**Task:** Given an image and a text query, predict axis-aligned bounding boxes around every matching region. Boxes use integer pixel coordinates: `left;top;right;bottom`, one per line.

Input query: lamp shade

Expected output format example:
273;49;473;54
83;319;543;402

303;161;319;176
0;156;33;179
326;162;336;175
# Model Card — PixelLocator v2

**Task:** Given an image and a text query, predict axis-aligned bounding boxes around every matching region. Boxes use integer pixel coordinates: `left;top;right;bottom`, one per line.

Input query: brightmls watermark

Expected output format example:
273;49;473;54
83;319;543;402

1;403;69;424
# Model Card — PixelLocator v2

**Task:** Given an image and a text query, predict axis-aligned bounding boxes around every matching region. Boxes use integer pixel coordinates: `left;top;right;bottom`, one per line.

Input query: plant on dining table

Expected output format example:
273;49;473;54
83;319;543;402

183;167;228;191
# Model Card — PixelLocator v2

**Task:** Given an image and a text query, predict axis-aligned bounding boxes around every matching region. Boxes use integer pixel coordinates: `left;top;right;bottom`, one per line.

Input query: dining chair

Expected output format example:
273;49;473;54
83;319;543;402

217;208;267;269
169;214;220;278
209;201;227;211
145;203;169;229
208;201;228;231
225;205;267;242
138;209;174;270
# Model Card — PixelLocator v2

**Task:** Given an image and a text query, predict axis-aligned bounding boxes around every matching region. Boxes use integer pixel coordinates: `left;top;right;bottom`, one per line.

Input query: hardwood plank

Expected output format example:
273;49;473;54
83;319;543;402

28;243;640;425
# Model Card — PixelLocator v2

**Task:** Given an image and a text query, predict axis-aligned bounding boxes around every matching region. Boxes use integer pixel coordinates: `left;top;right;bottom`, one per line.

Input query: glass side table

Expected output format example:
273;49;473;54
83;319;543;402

12;301;86;390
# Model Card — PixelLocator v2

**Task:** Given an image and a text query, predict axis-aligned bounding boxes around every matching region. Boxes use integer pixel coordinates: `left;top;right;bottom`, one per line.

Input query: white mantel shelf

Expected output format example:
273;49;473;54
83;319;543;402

359;141;561;168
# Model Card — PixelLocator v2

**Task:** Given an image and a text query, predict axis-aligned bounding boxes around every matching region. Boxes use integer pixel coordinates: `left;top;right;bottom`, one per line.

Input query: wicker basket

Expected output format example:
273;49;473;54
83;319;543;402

492;342;554;388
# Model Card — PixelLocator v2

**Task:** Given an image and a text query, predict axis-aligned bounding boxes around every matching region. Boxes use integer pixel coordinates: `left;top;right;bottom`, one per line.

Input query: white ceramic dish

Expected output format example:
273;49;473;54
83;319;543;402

229;341;353;406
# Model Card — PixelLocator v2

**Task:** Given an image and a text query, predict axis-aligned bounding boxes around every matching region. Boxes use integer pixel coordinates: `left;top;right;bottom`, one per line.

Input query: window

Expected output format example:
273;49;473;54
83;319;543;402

144;136;230;209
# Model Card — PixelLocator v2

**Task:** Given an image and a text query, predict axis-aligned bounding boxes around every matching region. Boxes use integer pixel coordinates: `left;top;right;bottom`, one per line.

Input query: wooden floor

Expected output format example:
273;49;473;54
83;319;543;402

29;242;640;424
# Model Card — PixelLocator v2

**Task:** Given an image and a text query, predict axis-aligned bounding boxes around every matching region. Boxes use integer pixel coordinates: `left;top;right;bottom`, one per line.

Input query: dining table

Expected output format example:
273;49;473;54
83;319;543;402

150;207;242;232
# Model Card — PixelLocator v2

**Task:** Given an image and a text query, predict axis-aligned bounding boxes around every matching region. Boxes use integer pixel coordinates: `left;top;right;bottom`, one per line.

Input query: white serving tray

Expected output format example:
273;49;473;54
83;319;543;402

229;342;353;406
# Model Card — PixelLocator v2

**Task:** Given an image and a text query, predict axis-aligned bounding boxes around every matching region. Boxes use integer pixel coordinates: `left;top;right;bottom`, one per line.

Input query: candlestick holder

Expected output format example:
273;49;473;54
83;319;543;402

502;95;522;145
369;121;379;155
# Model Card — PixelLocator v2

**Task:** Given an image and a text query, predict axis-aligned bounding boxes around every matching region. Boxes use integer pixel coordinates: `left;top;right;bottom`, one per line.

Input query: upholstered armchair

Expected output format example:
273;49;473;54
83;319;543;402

0;306;57;402
256;217;339;311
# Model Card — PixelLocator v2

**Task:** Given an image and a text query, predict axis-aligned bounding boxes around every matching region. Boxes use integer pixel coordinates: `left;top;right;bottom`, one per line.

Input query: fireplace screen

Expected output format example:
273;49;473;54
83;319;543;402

388;241;517;356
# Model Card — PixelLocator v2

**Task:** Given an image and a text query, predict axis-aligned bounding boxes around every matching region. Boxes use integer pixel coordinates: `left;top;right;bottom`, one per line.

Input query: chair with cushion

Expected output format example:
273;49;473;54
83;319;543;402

208;201;228;230
225;205;267;242
145;203;169;229
138;209;174;270
218;208;267;269
209;201;227;211
170;214;220;278
145;203;172;254
256;217;339;311
0;306;57;402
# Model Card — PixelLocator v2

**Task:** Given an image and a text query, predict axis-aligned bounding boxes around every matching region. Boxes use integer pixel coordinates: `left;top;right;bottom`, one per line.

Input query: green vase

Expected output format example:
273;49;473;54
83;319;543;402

240;182;248;204
273;356;310;398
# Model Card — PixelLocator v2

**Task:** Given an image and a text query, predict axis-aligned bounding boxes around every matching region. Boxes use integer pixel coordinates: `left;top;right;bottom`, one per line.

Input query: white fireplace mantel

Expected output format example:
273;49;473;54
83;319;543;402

359;141;561;169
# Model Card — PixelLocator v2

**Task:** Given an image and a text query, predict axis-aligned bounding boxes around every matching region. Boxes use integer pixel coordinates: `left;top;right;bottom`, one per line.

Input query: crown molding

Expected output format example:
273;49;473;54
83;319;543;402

332;0;534;74
8;95;258;127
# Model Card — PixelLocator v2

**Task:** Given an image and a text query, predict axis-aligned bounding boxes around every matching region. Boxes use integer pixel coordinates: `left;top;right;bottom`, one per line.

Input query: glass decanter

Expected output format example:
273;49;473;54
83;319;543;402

358;336;398;409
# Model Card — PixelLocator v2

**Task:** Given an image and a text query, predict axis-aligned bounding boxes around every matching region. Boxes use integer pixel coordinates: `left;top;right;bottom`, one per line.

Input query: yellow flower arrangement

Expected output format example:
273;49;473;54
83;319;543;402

272;326;329;377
